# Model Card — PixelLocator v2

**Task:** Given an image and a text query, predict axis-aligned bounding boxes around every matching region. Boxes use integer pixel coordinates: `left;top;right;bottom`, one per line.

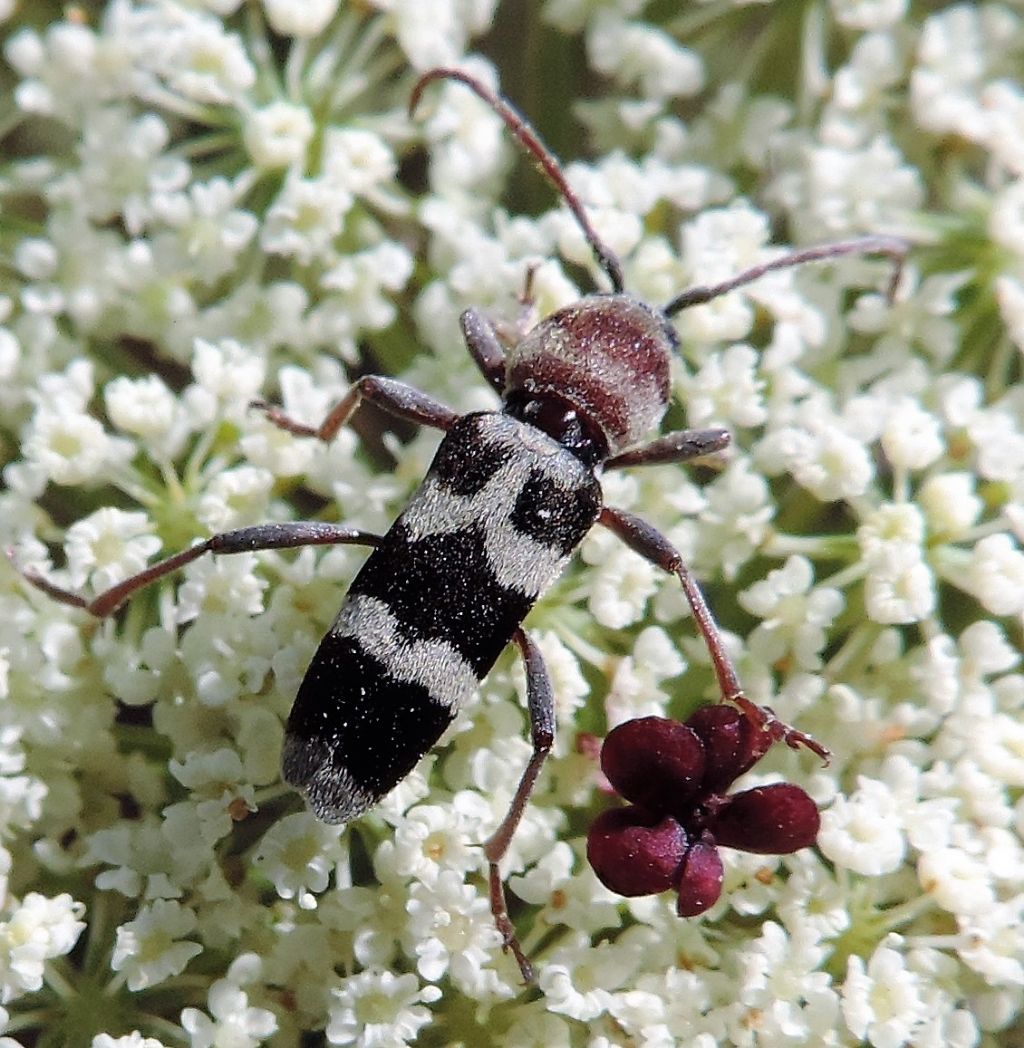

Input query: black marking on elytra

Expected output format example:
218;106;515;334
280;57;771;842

349;524;531;677
510;471;602;554
432;414;514;496
285;634;455;799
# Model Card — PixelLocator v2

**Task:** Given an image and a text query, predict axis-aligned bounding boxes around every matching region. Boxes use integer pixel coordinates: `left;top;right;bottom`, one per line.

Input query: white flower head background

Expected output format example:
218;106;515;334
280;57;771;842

1;1;1023;1046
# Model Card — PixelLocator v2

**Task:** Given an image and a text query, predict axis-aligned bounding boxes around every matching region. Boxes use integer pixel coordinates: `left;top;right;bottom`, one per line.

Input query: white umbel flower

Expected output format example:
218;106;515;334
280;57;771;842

0;893;85;1001
842;940;927;1048
244;101;315;170
963;534;1024;615
326;969;441;1047
63;508;162;592
110;900;202;991
262;0;339;38
819;778;906;875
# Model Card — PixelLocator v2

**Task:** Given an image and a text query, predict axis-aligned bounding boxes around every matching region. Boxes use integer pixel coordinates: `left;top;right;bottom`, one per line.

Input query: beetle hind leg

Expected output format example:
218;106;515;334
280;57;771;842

484;627;555;985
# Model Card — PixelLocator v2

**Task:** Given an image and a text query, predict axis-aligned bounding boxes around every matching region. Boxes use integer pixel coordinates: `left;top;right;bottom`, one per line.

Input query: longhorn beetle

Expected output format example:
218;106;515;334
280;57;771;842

18;68;906;983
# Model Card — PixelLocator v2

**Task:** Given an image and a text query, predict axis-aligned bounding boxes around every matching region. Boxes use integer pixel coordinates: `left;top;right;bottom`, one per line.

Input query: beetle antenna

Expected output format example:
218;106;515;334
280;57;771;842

663;235;908;317
410;67;626;295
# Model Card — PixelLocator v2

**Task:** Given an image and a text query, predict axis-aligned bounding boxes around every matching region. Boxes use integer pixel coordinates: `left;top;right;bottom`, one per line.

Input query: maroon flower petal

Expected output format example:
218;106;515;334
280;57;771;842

685;705;773;792
676;833;724;917
706;783;820;854
600;717;706;812
587;807;688;897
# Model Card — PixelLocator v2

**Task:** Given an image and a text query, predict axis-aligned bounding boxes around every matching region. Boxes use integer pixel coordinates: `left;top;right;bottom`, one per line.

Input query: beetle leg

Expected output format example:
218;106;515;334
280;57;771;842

14;522;381;618
254;374;458;442
484;627;555;984
599;506;829;761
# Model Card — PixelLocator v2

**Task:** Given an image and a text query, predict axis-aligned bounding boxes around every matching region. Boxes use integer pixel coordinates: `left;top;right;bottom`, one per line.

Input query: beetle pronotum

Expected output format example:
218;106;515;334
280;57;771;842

17;67;905;982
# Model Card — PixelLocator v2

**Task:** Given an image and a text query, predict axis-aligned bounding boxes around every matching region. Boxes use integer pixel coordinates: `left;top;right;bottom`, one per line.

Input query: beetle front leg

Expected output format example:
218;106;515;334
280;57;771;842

485;627;555;985
460;309;507;395
604;428;731;471
14;521;381;618
598;506;828;761
254;374;459;443
459;266;544;398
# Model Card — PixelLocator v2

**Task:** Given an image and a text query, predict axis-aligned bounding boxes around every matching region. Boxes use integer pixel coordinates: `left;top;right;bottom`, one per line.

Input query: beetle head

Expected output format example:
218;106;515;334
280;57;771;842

504;294;675;457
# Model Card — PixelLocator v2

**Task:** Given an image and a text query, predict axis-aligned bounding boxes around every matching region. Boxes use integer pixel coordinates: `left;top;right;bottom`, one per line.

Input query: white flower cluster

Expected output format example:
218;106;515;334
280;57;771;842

0;893;85;1017
0;0;1022;1046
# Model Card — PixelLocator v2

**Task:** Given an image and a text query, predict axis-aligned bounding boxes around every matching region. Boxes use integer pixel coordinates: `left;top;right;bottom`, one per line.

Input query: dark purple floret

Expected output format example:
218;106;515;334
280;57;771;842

588;710;821;916
600;717;705;814
685;705;773;793
676;832;725;917
707;783;821;854
587;807;689;896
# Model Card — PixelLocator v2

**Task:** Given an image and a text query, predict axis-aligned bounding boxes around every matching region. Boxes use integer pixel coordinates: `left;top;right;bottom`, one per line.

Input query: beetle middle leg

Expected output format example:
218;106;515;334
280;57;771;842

15;521;382;618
